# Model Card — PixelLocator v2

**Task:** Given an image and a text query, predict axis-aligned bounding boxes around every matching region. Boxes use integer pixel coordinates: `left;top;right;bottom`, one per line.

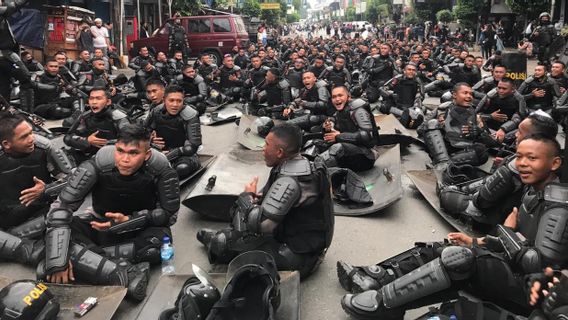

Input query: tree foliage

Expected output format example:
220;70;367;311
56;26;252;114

505;0;551;20
242;0;261;17
436;9;453;23
345;6;356;21
287;12;300;23
403;12;419;25
366;0;390;24
172;0;201;16
452;0;487;30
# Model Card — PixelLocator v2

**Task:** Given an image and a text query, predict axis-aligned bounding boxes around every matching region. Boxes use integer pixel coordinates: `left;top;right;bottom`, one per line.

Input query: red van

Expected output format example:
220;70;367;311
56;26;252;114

130;13;249;65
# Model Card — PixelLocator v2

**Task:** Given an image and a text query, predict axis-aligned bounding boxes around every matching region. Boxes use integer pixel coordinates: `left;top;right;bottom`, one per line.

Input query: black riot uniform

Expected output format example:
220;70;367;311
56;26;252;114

144;105;202;179
379;74;425;129
219;65;244;100
0;134;72;266
233;53;249;69
518;74;561;112
316;99;378;172
0;0;34;112
420;103;490;168
287;80;332;130
444;62;482;86
128;54;156;72
476;88;527;133
176;74;208;115
255;77;292;118
197;62;218;85
41;146;180;300
365;54;397;103
244;65;269;102
64;107;129;163
340;181;568;319
168;58;184;77
168;20;190;61
319;65;351;89
31;71;79;120
285;66;306;90
530;12;557;67
198;156;334;279
309;63;327;78
132;64;163;94
439;155;524;226
263;57;282;70
472;76;500;100
155;60;175;84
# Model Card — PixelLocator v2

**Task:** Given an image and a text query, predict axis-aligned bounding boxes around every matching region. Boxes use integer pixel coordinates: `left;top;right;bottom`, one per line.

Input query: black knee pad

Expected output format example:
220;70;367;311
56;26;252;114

135;236;162;265
440;246;475;280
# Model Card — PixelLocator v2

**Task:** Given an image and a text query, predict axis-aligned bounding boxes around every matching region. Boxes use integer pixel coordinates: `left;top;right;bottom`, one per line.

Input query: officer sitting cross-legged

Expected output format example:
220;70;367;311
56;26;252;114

40;123;180;301
197;123;334;279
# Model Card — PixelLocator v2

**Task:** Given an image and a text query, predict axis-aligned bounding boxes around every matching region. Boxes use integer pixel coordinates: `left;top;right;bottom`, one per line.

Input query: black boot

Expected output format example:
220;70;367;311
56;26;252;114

341;290;404;320
196;228;217;247
337;261;393;293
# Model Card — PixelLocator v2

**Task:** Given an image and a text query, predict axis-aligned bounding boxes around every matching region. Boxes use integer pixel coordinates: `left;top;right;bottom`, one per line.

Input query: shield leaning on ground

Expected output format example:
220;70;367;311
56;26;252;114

182;149;271;221
179;154;217;188
136;271;300;320
237;115;269;150
406;169;483;237
333;144;403;216
374;114;423;147
200;105;243;126
0;275;126;320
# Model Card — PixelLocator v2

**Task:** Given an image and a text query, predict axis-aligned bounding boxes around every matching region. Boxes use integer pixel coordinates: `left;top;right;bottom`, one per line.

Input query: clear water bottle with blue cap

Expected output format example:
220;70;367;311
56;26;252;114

161;236;175;275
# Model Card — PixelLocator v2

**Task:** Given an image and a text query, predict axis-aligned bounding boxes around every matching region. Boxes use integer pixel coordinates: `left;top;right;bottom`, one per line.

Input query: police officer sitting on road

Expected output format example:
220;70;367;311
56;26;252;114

41;124;180;302
0;112;73;267
197;123;334;279
145;85;202;180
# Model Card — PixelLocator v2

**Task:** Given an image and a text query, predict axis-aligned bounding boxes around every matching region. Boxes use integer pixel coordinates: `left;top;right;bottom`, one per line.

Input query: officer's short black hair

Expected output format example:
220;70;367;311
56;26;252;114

268;68;281;78
520;134;562;158
553;61;567;69
270;123;302;155
494;64;507;71
0;113;26;142
146;78;165;88
164;84;184;97
117;123;151;147
91;57;104;63
90;86;111;99
182;64;194;71
251;54;261;60
499;77;516;88
45;58;59;65
527;113;558;139
452;82;471;93
465;54;475;60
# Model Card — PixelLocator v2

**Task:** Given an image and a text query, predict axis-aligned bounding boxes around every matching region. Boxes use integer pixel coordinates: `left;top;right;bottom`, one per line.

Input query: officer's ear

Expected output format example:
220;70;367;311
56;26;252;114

144;142;152;161
1;139;10;151
551;155;562;172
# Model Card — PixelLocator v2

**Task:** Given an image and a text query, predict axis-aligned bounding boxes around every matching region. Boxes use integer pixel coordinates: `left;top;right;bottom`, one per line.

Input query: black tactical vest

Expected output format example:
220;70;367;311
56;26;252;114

153;110;187;150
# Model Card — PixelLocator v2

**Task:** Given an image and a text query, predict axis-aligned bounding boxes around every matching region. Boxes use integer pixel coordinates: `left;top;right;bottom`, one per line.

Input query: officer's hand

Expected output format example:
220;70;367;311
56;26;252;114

323;119;334;132
47;261;75;284
151;131;166;150
530;267;556;306
244;176;259;194
324;130;340;143
20;176;46;207
504;207;518;229
490;109;508;122
494;129;506;142
110;87;117;96
437;113;445;125
533;88;546;97
105;212;130;224
283;108;293;117
561;87;566;94
87;131;109;148
447;232;474;247
229;74;237;81
461;124;471;136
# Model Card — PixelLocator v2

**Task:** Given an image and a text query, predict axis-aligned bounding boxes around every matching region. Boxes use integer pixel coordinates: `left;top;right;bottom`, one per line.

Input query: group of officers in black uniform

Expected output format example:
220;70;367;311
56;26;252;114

0;0;568;317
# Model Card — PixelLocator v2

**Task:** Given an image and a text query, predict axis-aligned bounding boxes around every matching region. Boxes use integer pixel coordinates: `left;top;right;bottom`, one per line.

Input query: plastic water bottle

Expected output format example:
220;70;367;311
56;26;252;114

449;315;457;320
161;236;175;275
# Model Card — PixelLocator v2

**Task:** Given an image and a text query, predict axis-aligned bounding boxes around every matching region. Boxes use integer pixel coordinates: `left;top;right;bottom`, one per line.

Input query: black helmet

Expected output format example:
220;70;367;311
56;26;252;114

252;117;274;138
207;251;281;320
0;280;59;320
159;275;220;320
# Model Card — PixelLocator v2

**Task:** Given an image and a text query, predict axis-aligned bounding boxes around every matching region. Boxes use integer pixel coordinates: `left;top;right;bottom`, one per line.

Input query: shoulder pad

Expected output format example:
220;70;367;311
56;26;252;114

279;158;312;176
513;91;525;101
525;76;535;83
393;74;403;81
180;105;198;121
544;183;568;203
487;88;498;98
350;98;369;110
278;79;290;89
94;146;116;173
439;101;453;110
261;66;270;71
484;76;494;84
233;66;241;71
194;75;204;83
211;64;218;69
34;134;52;150
111;108;127;121
325;66;333;71
145;149;171;176
507;156;519;174
316;80;327;88
175;74;183;82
